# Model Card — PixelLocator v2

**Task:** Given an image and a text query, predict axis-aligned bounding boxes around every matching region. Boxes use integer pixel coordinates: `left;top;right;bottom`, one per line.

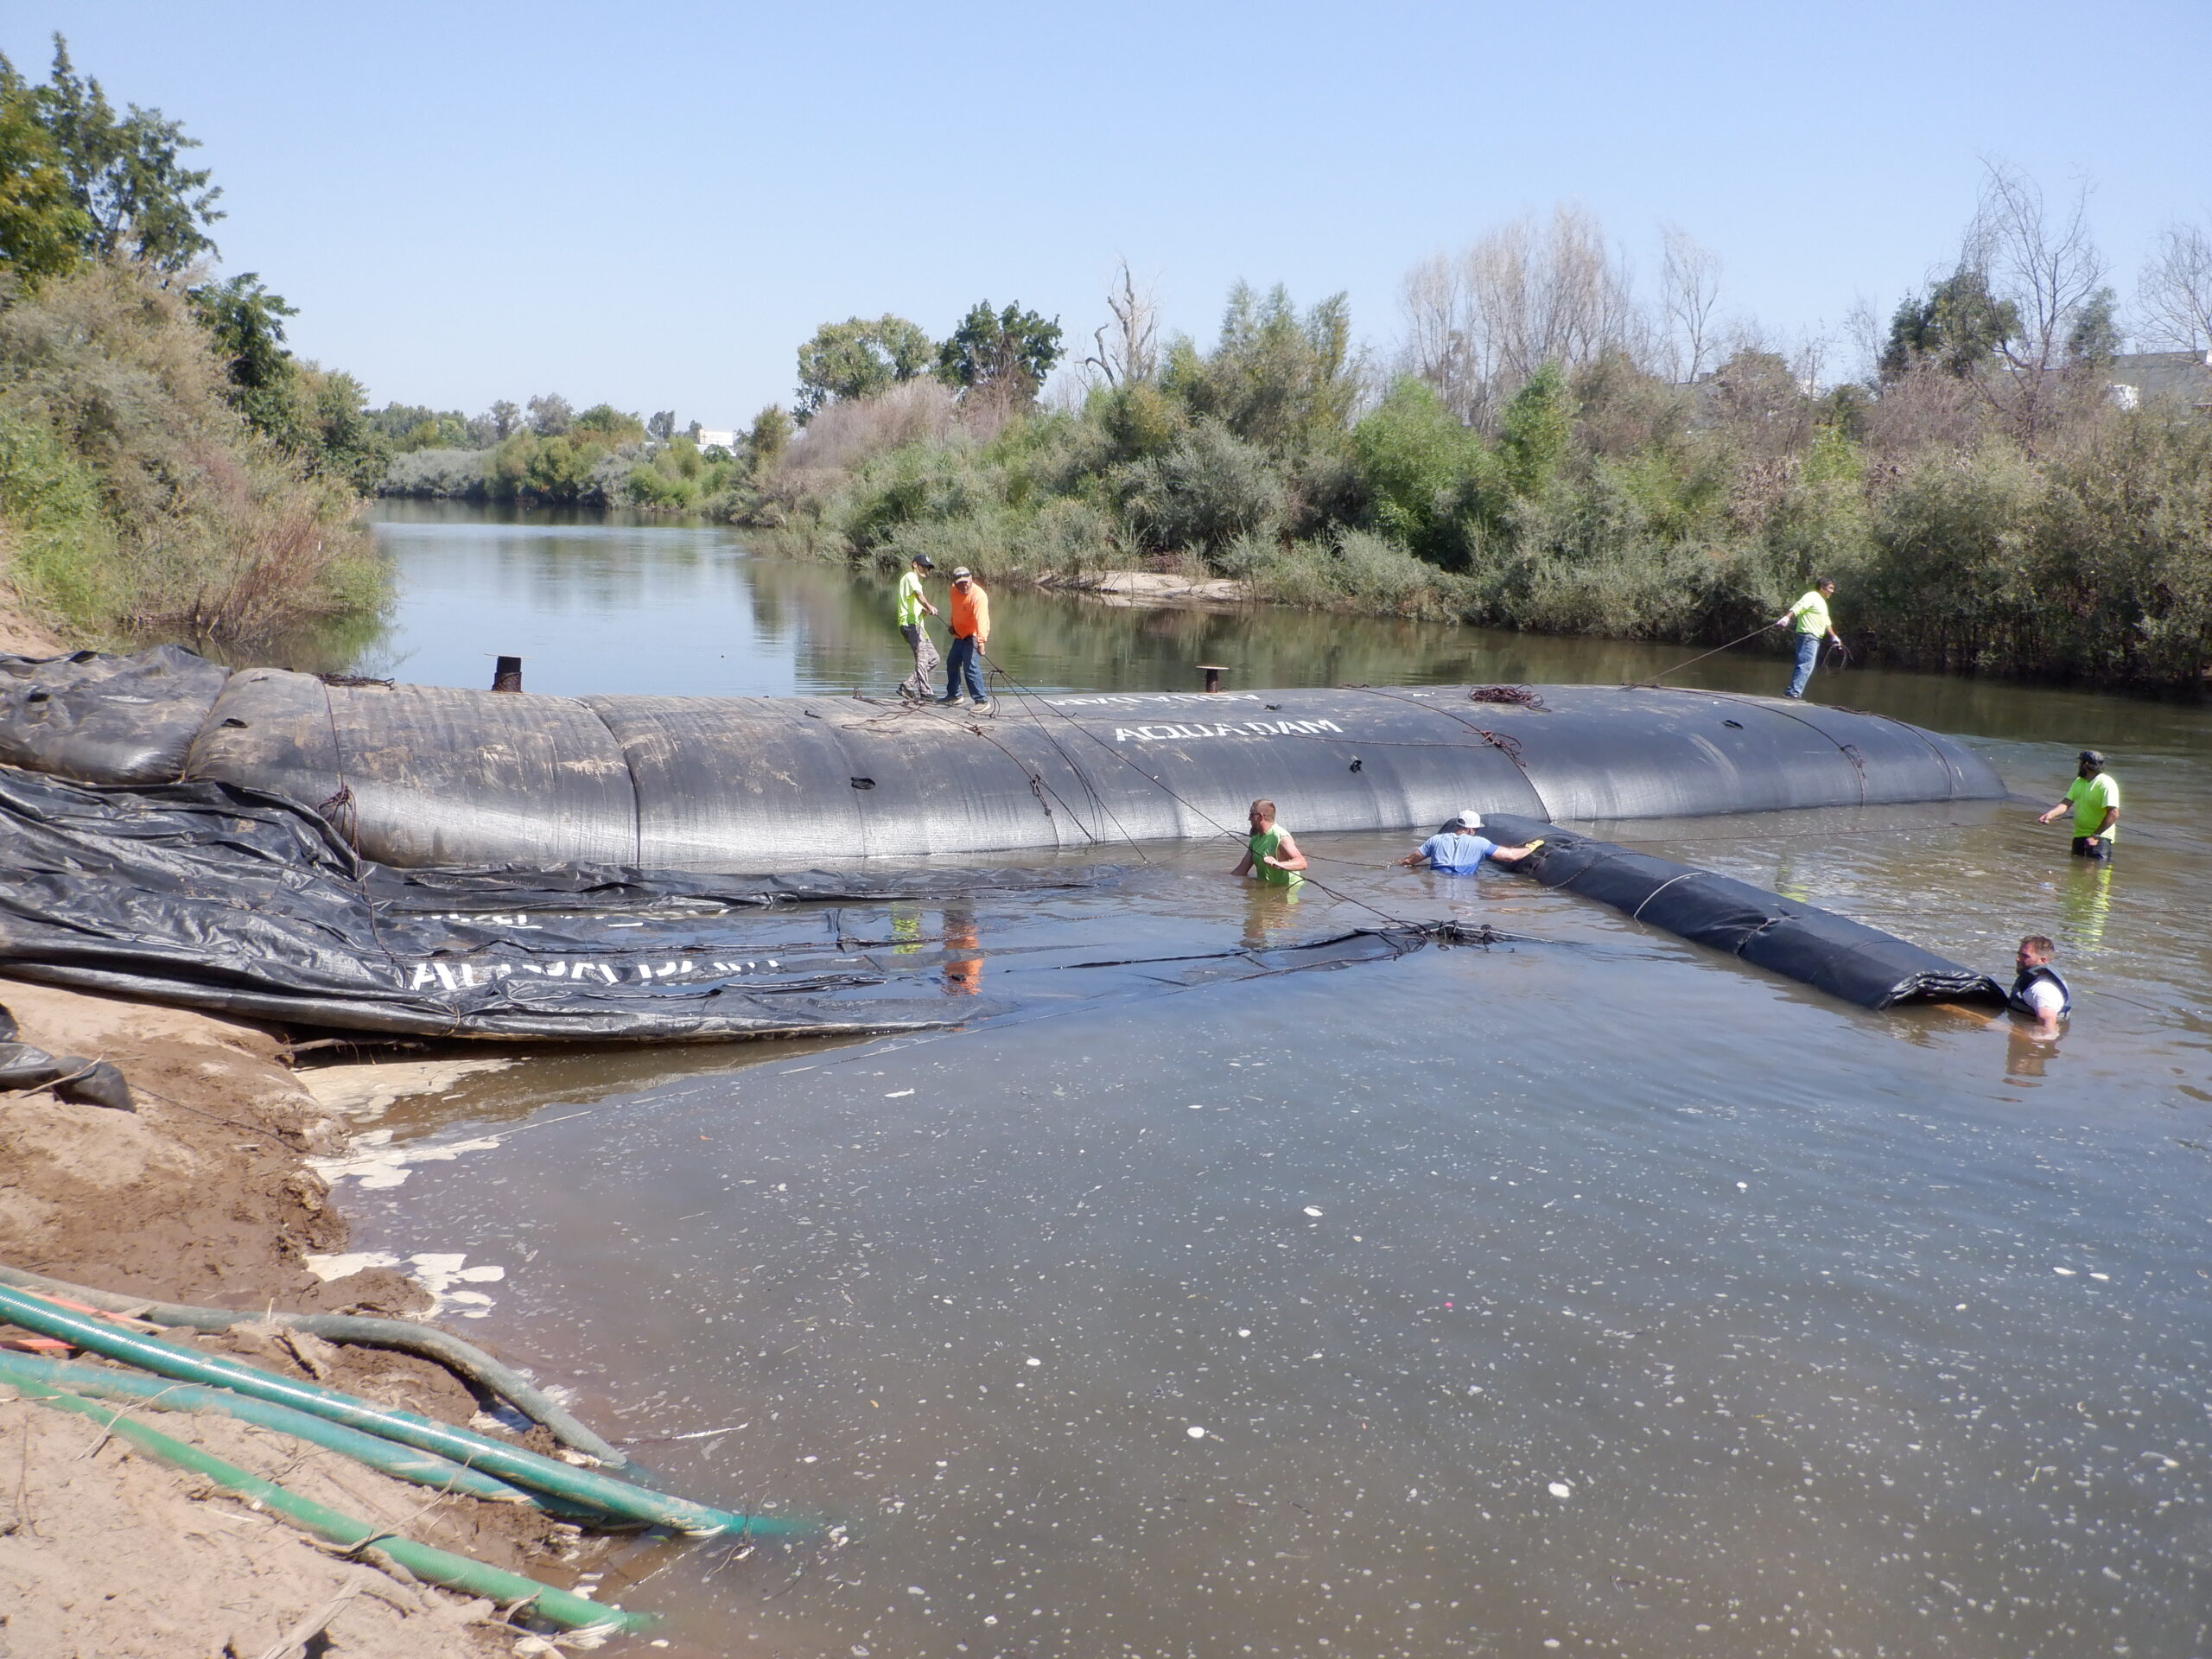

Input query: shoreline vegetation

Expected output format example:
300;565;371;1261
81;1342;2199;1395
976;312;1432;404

0;41;386;650
389;185;2212;691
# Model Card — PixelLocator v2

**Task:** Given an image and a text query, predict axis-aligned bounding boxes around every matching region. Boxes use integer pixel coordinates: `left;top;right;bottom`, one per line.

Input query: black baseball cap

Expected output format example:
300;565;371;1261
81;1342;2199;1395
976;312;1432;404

2078;749;2105;766
912;554;934;569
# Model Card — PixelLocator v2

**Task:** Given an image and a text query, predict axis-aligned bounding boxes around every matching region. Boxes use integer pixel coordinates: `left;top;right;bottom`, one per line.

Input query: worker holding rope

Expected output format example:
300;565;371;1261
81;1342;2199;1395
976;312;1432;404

1776;578;1843;700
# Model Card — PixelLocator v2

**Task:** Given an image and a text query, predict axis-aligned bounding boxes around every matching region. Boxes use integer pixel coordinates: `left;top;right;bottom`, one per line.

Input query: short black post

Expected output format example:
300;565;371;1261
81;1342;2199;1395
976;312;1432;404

492;656;523;693
1198;664;1226;694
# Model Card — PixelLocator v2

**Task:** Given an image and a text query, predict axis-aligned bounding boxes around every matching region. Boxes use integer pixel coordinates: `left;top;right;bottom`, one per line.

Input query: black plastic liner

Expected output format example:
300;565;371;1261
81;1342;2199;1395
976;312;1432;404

0;651;2005;870
0;768;1116;1040
0;768;1474;1041
1482;813;2005;1009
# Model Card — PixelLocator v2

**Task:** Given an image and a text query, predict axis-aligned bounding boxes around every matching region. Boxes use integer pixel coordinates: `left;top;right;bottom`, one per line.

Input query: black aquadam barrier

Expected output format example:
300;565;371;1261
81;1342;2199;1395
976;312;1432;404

0;650;2009;1027
0;649;2001;868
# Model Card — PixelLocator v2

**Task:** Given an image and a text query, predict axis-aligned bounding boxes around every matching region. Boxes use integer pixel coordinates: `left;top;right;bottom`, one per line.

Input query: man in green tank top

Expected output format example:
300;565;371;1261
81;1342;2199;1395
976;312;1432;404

1233;798;1306;888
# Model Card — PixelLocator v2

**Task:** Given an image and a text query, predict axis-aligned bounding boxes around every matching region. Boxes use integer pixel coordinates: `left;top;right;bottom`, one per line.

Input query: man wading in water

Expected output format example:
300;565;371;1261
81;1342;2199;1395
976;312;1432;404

896;554;941;701
1233;799;1306;889
2037;749;2120;861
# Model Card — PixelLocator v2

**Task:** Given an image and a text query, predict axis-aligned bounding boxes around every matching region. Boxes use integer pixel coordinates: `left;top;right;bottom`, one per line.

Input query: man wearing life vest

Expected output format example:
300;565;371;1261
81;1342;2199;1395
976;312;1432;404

2006;934;2070;1035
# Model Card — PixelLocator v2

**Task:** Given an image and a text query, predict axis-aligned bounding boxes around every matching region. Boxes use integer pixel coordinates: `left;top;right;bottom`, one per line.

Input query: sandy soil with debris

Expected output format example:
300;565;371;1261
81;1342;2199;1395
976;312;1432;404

0;980;604;1659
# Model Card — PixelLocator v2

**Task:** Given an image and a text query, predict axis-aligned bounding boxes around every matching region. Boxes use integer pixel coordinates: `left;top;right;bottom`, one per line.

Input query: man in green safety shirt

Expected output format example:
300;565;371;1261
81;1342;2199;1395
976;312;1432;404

2038;749;2120;861
896;554;941;701
1233;798;1306;888
1775;577;1841;700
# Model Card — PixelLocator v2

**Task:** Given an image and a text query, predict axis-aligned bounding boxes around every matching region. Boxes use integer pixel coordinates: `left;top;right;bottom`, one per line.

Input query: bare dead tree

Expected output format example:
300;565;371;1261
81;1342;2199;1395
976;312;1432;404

2137;219;2212;351
1398;206;1646;429
1968;162;2108;448
1082;258;1160;386
1659;223;1723;382
1400;250;1476;417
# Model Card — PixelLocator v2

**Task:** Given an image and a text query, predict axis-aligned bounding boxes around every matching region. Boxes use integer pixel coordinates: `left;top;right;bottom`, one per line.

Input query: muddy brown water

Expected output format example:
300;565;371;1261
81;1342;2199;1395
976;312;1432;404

308;504;2209;1656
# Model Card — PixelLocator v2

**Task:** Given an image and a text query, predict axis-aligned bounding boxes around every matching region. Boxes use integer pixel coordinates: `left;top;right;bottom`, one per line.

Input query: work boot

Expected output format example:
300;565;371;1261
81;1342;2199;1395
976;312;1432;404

936;693;963;704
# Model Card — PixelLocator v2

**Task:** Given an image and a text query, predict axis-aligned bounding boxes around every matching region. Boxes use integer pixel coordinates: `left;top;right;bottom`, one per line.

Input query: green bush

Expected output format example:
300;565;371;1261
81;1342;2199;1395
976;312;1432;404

0;261;382;643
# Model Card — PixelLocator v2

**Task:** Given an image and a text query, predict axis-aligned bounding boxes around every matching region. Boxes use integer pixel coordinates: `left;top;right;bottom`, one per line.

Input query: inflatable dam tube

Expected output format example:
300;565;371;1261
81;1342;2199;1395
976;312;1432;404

0;650;2005;869
1482;812;2005;1010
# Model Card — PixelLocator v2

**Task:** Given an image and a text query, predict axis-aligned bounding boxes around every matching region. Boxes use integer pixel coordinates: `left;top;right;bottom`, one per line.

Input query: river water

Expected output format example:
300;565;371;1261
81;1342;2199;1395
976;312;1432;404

321;505;2210;1657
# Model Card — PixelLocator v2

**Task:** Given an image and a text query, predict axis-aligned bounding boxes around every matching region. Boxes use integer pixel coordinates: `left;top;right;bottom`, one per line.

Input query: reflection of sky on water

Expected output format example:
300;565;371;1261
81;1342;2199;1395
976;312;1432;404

321;505;2212;1657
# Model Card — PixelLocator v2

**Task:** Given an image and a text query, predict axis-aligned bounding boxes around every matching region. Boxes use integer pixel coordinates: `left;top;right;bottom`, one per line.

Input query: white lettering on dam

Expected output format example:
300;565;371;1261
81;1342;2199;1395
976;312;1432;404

1111;719;1344;742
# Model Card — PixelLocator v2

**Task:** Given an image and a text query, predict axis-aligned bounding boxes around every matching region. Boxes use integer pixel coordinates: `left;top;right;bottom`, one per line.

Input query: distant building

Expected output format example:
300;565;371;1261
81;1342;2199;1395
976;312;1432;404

692;429;739;451
2106;350;2212;414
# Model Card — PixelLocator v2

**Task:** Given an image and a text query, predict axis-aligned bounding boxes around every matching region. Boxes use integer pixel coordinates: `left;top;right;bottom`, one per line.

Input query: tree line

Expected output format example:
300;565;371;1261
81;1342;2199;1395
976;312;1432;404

724;175;2211;689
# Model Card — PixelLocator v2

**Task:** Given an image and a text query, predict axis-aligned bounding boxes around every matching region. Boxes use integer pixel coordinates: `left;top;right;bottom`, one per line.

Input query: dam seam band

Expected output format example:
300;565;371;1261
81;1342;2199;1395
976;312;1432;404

0;1262;625;1466
7;1380;644;1634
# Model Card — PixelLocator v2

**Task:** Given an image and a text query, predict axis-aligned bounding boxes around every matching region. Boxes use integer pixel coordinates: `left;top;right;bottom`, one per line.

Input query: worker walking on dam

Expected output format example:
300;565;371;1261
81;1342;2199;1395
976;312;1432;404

1234;798;1306;889
1775;577;1843;699
896;554;942;701
940;566;992;711
2037;749;2120;861
1396;810;1545;872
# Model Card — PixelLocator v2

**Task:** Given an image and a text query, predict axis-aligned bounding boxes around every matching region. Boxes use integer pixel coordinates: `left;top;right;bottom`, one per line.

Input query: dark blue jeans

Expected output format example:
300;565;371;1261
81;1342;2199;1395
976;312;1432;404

1785;632;1821;698
944;635;987;702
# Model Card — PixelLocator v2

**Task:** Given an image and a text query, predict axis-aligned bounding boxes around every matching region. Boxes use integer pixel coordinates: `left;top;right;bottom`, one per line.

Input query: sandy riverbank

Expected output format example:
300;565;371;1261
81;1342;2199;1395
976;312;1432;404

0;980;604;1658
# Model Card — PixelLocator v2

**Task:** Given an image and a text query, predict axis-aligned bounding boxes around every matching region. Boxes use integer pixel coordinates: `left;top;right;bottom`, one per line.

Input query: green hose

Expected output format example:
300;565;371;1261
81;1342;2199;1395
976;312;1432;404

0;1348;575;1511
0;1285;802;1536
10;1380;645;1634
0;1261;626;1465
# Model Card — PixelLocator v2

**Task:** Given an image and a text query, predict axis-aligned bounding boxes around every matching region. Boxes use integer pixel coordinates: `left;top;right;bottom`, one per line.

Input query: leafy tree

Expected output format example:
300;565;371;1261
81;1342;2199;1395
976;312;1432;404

1352;377;1486;562
1118;419;1284;555
1497;361;1574;498
2064;286;2120;365
0;61;89;280
1162;283;1355;455
189;272;295;394
1093;379;1185;465
742;404;792;474
935;301;1064;409
572;404;645;445
794;315;932;420
486;400;520;441
527;393;573;436
646;409;677;442
1879;269;2019;378
8;35;221;273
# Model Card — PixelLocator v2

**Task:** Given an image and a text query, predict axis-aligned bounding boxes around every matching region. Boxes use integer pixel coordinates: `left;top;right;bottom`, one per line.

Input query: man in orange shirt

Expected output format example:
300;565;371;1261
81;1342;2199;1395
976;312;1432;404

939;566;993;711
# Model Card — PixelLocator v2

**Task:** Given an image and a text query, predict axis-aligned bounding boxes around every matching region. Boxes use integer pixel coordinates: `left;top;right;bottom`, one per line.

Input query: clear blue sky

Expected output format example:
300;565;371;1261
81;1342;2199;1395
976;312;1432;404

10;1;2208;426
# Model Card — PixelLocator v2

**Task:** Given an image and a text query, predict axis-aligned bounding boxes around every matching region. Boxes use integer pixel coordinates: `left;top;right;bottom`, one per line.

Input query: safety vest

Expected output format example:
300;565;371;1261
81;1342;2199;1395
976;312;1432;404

2006;963;2071;1019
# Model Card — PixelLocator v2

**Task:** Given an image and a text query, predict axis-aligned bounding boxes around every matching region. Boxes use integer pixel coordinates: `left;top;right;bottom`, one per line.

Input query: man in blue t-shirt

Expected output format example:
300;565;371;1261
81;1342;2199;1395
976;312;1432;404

1396;810;1544;874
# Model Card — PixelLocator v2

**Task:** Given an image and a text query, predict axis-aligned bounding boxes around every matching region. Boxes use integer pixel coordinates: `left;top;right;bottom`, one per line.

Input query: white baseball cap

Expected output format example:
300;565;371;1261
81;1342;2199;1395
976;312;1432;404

1451;810;1484;830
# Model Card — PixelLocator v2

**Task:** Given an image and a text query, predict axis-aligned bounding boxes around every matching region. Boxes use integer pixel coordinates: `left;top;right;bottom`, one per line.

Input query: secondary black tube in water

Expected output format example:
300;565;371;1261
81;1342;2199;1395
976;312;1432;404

1480;813;2006;1009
